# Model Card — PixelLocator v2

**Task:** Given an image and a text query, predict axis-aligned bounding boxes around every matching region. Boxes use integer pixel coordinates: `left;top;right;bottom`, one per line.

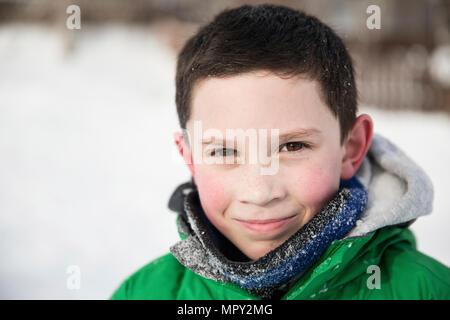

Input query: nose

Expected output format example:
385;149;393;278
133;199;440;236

238;164;286;207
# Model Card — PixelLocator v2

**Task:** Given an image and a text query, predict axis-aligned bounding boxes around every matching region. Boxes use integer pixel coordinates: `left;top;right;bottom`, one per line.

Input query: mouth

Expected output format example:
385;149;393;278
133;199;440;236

234;215;297;233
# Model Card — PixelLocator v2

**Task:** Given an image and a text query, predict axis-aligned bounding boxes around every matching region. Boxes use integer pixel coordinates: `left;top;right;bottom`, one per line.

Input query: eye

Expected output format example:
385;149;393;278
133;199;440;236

210;148;238;157
279;141;309;152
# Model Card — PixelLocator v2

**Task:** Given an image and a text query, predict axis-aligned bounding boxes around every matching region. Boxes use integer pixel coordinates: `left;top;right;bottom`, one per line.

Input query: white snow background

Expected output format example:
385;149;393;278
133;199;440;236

0;24;448;299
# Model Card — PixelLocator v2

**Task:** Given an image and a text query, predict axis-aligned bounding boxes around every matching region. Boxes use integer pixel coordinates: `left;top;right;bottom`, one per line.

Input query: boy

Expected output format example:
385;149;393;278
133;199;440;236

111;4;450;299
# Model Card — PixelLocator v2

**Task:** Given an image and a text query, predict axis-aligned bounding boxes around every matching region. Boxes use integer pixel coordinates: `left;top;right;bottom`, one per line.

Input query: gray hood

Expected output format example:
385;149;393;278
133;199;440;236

346;133;434;238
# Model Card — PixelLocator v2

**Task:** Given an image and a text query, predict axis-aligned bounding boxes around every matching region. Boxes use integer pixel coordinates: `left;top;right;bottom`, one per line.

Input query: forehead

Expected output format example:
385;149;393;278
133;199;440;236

188;71;337;132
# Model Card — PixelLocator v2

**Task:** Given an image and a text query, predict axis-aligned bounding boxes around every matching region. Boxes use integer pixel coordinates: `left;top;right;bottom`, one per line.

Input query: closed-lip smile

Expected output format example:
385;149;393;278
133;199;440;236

234;215;297;233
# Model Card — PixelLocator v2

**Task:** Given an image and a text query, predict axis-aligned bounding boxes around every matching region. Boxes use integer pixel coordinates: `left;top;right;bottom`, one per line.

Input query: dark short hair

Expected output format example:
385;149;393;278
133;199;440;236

175;4;357;144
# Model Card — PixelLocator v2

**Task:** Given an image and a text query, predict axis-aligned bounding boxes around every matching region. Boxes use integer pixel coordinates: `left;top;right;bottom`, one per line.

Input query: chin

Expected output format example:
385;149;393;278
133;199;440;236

237;234;293;261
244;242;283;261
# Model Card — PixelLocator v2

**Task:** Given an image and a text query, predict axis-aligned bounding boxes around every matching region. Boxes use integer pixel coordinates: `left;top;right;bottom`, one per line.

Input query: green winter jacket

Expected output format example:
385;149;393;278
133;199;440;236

111;226;450;300
110;134;450;300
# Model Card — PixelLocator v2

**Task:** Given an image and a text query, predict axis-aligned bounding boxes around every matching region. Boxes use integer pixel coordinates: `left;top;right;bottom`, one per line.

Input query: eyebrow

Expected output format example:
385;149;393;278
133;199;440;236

278;128;322;142
201;128;322;145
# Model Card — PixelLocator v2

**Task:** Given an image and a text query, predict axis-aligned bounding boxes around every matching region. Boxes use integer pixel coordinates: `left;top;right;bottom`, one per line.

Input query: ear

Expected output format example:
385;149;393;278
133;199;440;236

340;114;374;180
174;131;195;177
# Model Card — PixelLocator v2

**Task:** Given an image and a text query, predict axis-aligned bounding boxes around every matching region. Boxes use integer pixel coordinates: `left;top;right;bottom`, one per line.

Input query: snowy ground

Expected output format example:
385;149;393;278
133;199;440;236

0;24;448;299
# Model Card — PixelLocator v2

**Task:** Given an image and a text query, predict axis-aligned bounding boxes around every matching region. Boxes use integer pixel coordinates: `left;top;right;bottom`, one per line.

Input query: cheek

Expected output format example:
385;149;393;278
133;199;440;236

291;160;341;207
195;169;228;221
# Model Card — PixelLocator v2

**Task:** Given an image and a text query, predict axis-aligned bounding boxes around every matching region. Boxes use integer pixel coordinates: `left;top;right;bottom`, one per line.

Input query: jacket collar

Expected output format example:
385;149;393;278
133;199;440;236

346;133;434;238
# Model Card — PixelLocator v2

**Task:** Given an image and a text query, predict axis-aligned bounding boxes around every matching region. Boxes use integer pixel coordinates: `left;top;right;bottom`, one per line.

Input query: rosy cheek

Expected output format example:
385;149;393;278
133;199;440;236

294;163;339;207
195;171;227;221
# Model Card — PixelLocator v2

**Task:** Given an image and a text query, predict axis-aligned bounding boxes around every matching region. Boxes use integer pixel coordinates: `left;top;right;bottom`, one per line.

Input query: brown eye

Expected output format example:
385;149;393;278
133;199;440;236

280;142;307;152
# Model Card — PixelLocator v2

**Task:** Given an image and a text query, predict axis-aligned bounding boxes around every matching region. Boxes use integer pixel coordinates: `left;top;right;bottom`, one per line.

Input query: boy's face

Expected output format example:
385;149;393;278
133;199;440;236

181;71;350;260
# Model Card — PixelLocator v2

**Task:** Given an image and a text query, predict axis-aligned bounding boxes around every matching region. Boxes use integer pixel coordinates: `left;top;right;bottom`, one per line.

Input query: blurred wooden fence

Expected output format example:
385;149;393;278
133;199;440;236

353;45;449;112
